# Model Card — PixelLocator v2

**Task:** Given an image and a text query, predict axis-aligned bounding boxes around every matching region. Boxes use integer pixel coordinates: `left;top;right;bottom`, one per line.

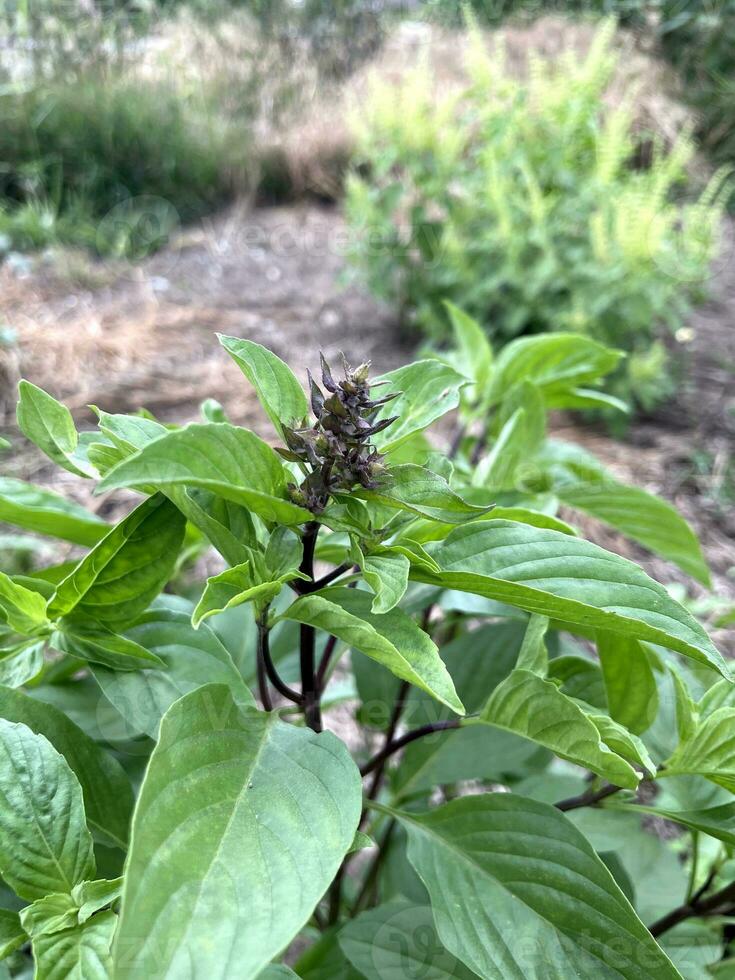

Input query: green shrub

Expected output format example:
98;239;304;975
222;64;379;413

0;331;731;975
345;19;727;414
0;77;238;256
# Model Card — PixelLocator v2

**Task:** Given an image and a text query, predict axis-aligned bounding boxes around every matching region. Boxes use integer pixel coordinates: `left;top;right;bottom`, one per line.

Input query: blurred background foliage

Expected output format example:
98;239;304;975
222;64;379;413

0;0;732;418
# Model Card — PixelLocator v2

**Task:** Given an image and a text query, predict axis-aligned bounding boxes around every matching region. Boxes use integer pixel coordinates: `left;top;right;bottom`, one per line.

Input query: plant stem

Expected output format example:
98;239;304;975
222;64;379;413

361;718;461;779
258;617;302;705
256;623;273;712
365;680;410;801
315;634;338;691
649;879;735;938
299;521;322;732
352;819;396;915
687;831;700;903
554;782;624;812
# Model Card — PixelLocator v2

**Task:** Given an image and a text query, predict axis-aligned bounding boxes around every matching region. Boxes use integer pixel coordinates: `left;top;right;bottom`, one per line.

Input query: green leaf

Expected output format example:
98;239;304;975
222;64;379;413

0;686;133;849
488;334;623;406
347;831;375;855
21;893;78;938
32;909;115;980
557;478;710;586
97;423;312;525
515;614;549;673
51;622;164;671
664;707;735;791
479;668;639;788
383;793;682;979
0;639;44;687
359;549;410;613
633;801;735;850
282;587;464;715
192;560;305;627
217;335;309;437
548;387;630;414
0;479;107;546
0;908;26;958
597;633;658;735
113;684;361;979
72;878;123;924
172;487;258;566
586;713;655;776
16;381;94;478
444;301;492;393
0;572;49;635
364;464;492;524
416;521;728;677
93;606;254;738
0;719;95;900
373;360;467;452
340;901;478;979
48;494;184;628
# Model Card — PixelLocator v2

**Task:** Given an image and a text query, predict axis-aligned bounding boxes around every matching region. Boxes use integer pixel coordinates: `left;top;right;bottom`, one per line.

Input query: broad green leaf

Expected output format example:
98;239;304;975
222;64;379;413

0;719;95;900
16;381;94;478
373;360;467;452
258;968;299;980
549;387;629;414
97;423;312;525
670;667;698;743
32;909;115;980
340;901;478;979
93;607;254;738
597;633;658;735
113;684;361;979
416;521;728;677
0;479;107;547
515;614;549;673
548;654;607;709
364;465;492;524
478;668;639;788
664;707;735;791
557;479;710;586
282;587;464;715
0;908;26;958
408;506;576;544
616;801;735;847
488;334;623;405
0;639;44;687
473;407;529;491
0;572;49;635
217;335;309;437
72;878;123;924
444;301;492;393
51;622;164;671
21;893;78;938
48;494;184;627
192;560;306;627
359;549;410;613
0;686;133;848
587;713;655;776
172;487;258;566
385;793;681;979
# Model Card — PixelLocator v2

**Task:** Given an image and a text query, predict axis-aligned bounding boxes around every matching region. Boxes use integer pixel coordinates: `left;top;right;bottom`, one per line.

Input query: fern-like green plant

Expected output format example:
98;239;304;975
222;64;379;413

345;18;728;414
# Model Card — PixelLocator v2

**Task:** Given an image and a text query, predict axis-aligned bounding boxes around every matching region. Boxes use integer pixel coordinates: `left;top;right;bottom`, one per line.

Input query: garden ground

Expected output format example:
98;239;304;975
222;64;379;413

2;199;734;654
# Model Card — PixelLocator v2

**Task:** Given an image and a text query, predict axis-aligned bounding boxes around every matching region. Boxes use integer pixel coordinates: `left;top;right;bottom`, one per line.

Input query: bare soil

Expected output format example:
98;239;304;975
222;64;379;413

1;201;733;649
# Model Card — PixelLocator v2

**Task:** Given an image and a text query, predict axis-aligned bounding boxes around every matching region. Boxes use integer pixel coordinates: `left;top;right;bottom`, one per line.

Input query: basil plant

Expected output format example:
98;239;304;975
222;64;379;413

0;321;732;979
